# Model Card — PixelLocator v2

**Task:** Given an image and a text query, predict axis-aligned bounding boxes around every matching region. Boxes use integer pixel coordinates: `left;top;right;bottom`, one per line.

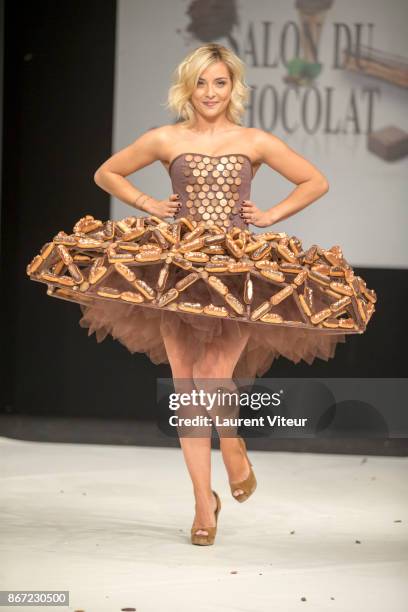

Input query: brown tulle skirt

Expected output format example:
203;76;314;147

78;262;347;380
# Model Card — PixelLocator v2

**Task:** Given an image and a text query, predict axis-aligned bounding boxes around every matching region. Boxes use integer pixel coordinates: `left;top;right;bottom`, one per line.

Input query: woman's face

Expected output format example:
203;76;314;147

190;61;232;120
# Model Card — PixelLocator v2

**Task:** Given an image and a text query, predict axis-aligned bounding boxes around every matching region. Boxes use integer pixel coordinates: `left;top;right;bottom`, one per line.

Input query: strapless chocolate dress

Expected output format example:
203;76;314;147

26;152;377;379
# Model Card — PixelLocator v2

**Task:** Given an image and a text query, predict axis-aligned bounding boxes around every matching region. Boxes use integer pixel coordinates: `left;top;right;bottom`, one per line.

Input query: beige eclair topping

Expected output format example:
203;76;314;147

133;279;156;300
244;277;253;303
207;275;229;296
114;262;136;283
250;300;272;321
175;272;200;291
261;269;285;283
97;286;121;298
157;288;179;307
184;251;209;262
270;285;294;305
178;301;203;313
330;281;354;296
251;242;272;261
224;293;245;315
120;291;144;303
203;304;229;317
310;308;332;324
260;312;284;324
27;254;43;274
134;249;162;262
299;294;312;317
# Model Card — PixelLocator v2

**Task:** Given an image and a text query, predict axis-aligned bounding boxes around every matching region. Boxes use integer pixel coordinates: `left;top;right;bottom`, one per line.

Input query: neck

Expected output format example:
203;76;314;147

189;113;236;135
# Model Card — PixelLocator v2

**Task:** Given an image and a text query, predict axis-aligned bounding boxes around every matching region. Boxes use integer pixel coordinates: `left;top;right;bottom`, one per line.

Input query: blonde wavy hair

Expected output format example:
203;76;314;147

165;43;250;127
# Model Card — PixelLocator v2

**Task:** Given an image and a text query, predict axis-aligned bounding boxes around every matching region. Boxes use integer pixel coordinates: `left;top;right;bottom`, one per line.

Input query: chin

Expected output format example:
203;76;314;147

203;104;224;113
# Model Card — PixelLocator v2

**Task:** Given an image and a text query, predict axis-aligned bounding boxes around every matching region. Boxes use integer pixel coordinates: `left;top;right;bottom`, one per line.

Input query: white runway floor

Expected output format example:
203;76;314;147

1;435;407;612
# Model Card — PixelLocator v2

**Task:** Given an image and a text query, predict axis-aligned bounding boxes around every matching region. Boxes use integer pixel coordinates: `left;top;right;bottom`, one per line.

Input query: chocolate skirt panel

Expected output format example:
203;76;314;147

26;213;377;380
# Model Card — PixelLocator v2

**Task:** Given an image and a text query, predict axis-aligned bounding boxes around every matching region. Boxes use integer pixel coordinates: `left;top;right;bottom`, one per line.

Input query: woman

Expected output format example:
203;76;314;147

90;41;344;546
27;43;375;546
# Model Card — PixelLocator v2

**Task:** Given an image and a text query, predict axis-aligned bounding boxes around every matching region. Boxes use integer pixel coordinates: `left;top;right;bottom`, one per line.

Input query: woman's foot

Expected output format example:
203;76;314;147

220;437;251;498
192;490;219;536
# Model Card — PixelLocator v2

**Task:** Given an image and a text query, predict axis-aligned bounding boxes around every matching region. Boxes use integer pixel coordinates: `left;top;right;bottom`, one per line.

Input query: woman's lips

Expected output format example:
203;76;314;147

203;102;218;107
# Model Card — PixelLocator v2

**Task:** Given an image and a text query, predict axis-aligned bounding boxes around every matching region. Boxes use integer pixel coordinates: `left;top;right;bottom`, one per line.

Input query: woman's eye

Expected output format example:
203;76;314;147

197;81;226;86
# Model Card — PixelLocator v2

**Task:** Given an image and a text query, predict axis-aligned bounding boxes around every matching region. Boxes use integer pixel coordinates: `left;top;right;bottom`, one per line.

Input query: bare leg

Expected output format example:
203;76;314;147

161;315;217;537
192;322;253;498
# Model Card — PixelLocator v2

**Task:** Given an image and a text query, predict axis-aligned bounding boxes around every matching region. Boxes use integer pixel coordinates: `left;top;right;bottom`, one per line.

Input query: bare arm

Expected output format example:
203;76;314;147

243;130;329;227
93;127;179;217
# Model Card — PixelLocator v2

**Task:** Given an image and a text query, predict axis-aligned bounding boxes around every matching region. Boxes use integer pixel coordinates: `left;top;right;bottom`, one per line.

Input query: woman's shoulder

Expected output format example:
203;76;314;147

142;123;174;141
145;122;187;144
235;126;280;149
245;127;281;144
245;128;289;163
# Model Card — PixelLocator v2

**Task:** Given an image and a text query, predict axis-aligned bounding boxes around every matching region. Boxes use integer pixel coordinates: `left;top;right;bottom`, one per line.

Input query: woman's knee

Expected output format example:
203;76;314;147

170;360;194;379
192;363;219;384
192;354;232;383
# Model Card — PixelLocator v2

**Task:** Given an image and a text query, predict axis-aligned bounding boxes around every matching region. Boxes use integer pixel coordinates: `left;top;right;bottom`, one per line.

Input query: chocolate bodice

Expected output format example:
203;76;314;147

169;152;253;230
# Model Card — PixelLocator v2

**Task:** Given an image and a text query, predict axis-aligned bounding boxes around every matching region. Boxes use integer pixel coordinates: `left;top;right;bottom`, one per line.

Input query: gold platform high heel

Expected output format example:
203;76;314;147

229;436;257;503
191;490;221;546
